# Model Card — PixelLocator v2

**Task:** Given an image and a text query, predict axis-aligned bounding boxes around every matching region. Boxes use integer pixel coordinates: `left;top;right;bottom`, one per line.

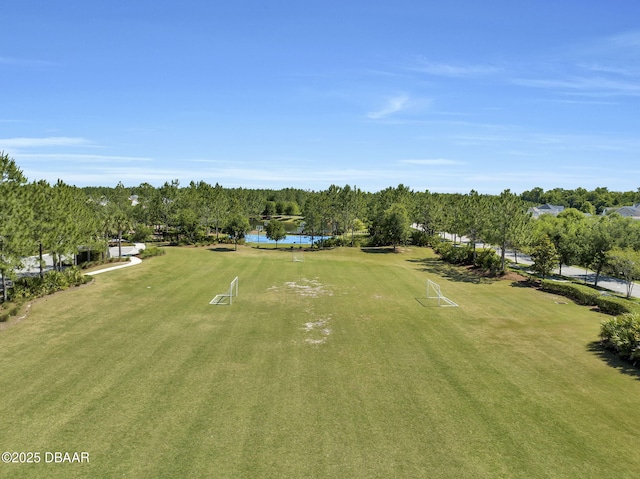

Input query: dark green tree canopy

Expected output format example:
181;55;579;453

265;220;287;248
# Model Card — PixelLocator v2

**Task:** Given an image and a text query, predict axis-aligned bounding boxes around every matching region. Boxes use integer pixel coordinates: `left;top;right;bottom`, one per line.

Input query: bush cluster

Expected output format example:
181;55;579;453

0;305;20;322
410;231;438;247
138;246;166;259
316;237;344;248
316;236;367;248
432;241;502;275
10;268;91;303
600;313;640;363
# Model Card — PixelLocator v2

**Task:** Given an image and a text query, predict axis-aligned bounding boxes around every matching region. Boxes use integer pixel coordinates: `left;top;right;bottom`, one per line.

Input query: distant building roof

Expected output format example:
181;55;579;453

528;204;565;219
602;203;640;219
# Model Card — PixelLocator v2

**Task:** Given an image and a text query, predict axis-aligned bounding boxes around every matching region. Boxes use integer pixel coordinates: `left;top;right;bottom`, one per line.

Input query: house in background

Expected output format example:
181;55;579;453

601;203;640;220
528;203;565;219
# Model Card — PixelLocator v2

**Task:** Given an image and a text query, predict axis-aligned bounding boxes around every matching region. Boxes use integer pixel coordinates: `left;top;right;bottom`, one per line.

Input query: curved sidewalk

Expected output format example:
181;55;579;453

85;256;142;276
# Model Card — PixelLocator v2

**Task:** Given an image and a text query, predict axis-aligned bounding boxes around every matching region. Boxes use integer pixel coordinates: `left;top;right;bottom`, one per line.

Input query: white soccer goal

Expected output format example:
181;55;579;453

292;250;304;262
210;276;239;305
426;279;458;307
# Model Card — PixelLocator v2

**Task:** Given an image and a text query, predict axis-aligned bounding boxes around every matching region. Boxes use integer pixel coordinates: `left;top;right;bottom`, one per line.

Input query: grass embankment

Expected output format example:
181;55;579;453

1;246;639;478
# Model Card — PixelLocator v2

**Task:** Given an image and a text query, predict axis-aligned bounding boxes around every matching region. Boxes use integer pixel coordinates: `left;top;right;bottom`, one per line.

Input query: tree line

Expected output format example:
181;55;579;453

2;151;640;301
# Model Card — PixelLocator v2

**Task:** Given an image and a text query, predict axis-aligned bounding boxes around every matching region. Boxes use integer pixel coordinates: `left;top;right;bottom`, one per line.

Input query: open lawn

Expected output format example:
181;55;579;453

1;246;640;478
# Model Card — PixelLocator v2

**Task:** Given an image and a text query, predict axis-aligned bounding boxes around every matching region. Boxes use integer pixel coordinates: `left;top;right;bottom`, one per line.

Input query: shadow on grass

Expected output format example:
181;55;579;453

510;281;530;288
408;257;493;284
207;246;236;252
361;247;398;254
509;280;537;289
587;341;640;381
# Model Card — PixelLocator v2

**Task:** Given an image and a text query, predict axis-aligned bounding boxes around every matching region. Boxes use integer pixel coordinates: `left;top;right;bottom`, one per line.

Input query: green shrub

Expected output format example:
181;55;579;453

600;313;640;362
139;246;166;259
595;295;640;316
434;242;474;265
410;230;435;247
474;248;502;275
11;267;88;301
348;235;367;247
317;237;349;248
540;280;601;306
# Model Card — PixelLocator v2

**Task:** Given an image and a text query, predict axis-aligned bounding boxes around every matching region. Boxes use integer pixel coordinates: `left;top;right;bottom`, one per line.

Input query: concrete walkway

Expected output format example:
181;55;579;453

17;243;146;277
85;256;142;276
439;233;639;299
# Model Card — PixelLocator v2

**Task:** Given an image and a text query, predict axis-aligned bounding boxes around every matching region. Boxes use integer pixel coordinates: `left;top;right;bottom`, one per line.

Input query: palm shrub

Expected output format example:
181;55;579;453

474;248;502;275
600;313;640;363
11;267;89;301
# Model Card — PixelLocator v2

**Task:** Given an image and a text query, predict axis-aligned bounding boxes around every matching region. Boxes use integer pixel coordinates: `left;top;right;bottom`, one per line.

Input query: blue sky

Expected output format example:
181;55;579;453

2;1;639;193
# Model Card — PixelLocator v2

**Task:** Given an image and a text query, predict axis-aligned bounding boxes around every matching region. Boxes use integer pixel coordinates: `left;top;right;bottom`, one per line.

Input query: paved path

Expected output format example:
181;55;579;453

17;243;146;277
85;256;142;276
439;233;639;299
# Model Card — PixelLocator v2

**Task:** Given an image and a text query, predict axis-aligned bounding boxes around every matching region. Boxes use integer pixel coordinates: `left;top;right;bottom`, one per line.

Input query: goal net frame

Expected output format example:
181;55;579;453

210;276;239;305
292;250;304;262
426;279;458;307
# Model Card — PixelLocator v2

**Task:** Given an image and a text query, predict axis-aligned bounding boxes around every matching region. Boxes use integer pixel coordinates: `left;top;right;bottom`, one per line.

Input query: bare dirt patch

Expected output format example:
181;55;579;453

284;278;333;298
301;315;332;345
464;265;529;283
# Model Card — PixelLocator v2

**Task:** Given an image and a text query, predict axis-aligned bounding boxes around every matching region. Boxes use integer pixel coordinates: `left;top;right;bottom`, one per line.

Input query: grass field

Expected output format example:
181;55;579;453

1;246;640;478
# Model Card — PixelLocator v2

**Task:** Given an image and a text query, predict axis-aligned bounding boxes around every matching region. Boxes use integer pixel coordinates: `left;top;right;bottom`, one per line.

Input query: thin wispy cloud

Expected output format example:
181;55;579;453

408;57;500;77
512;30;640;98
577;63;635;76
0;137;89;148
513;76;640;97
400;159;464;166
451;131;640;152
22;163;435;190
605;30;640;49
367;94;410;119
17;154;153;162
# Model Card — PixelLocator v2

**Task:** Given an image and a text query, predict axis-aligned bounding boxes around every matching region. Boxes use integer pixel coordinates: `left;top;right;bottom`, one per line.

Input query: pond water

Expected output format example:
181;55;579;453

244;234;328;244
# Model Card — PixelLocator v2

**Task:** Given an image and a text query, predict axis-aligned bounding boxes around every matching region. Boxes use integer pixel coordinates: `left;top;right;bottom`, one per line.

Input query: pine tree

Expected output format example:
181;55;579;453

0;152;30;301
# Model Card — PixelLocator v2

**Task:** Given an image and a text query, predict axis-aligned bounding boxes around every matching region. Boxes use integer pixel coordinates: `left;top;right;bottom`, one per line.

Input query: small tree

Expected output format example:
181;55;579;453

607;248;640;299
223;214;250;251
579;216;616;287
266;219;287;249
530;235;560;281
382;203;410;251
0;152;30;301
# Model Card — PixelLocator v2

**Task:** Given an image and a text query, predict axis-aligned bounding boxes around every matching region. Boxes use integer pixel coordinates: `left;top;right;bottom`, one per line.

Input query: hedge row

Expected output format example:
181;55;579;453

595;296;640;316
540;280;601;305
541;280;640;315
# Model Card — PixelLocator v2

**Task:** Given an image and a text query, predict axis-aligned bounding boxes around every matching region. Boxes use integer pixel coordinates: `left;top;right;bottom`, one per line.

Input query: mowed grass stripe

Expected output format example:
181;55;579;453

1;246;640;478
